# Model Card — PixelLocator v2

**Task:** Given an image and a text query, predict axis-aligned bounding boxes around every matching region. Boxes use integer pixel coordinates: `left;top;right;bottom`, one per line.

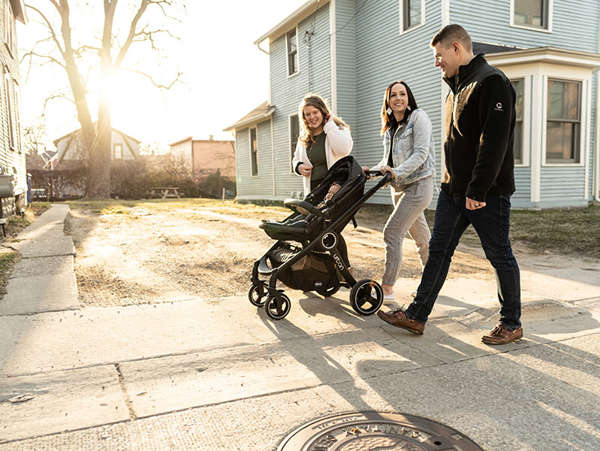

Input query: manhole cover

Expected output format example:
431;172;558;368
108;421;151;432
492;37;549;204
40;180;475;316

278;411;483;450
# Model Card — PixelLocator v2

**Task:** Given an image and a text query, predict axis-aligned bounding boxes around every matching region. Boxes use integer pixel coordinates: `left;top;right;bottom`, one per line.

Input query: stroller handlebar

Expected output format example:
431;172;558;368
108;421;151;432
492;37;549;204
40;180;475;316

365;171;392;182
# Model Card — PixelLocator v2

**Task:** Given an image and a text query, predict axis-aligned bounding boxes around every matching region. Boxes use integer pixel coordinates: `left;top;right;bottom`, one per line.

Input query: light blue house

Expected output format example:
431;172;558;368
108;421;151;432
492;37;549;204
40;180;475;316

225;0;600;208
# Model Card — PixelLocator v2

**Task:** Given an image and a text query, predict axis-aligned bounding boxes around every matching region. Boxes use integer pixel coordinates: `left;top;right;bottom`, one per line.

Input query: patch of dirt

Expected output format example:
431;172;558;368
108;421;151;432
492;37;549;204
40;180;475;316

67;202;493;307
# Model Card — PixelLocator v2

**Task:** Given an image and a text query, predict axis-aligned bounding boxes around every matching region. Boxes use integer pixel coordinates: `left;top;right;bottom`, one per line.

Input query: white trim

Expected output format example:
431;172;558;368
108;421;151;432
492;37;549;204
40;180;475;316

531;73;543;202
271;118;276;196
542;76;586;167
442;0;450;26
399;0;426;35
488;54;600;68
286;25;300;78
584;78;591;199
288;112;300;175
509;0;553;33
596;71;600;202
254;0;330;46
329;0;337;113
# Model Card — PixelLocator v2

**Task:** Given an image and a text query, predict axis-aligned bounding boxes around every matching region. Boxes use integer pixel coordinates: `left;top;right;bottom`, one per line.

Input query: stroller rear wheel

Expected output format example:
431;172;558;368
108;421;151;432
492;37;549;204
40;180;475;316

350;279;383;315
265;293;291;320
248;282;267;307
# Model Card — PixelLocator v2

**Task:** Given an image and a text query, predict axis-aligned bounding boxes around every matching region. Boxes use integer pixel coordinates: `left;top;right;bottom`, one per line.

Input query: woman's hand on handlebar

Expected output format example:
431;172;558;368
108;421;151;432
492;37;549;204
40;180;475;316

379;165;396;179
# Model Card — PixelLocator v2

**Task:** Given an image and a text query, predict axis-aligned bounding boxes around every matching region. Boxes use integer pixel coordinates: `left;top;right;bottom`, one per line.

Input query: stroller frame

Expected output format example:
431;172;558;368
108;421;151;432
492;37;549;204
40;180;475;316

249;170;392;320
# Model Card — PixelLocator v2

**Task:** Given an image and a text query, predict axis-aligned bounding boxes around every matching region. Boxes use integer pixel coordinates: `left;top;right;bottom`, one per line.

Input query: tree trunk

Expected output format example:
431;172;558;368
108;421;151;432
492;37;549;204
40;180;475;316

86;0;117;199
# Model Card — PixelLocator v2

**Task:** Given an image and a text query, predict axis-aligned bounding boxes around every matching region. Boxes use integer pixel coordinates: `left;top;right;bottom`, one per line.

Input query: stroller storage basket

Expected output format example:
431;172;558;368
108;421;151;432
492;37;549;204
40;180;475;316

250;156;392;320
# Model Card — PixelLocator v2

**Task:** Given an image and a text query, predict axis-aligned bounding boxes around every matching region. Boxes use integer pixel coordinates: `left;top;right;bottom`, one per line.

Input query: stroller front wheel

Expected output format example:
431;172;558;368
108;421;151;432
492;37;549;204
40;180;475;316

248;282;267;307
350;279;383;315
265;293;291;320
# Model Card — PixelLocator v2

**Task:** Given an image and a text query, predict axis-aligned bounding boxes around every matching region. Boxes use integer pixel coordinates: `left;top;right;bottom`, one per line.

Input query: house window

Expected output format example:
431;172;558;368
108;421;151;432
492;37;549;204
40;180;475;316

400;0;423;32
113;143;123;159
286;29;298;76
250;127;258;176
4;0;15;56
511;78;524;164
546;79;581;164
3;67;15;150
289;114;299;171
513;0;549;30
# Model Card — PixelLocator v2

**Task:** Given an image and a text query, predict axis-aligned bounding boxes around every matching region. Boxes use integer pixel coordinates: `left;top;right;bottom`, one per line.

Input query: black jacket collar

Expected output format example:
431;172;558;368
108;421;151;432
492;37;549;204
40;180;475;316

443;54;487;93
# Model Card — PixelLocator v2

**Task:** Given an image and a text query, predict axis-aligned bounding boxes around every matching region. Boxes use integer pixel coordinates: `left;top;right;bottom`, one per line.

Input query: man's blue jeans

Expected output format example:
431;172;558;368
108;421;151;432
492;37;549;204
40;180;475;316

405;190;521;329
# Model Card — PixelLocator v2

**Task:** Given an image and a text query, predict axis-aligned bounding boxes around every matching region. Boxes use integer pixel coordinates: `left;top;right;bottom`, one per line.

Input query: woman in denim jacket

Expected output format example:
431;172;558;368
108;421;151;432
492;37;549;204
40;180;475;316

367;80;436;301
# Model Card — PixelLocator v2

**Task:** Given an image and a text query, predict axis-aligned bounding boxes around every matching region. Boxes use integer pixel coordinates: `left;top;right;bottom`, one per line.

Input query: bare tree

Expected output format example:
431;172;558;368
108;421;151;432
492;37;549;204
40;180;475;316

23;0;182;198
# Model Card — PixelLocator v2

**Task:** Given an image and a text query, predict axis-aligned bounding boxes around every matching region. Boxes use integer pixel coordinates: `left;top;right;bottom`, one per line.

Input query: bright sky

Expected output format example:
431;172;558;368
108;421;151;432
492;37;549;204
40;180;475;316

19;0;306;152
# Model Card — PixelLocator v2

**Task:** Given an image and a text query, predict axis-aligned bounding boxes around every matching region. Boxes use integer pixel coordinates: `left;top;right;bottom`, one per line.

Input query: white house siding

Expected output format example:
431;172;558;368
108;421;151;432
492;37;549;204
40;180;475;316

0;0;26;196
61;130;138;160
353;0;443;204
112;131;137;160
451;0;599;208
270;3;332;199
235;120;274;199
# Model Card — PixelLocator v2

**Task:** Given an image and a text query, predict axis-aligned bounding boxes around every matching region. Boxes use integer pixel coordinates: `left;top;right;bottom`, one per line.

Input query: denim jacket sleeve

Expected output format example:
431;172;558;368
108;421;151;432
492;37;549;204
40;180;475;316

393;110;432;181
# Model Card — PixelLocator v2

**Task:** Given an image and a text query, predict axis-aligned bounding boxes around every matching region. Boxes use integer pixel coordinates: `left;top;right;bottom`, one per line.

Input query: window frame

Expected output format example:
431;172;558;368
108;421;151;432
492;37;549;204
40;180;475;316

249;127;259;176
3;67;15;151
543;77;584;166
288;113;300;174
510;77;529;167
285;26;299;78
510;0;553;33
4;0;15;58
399;0;426;35
113;143;123;160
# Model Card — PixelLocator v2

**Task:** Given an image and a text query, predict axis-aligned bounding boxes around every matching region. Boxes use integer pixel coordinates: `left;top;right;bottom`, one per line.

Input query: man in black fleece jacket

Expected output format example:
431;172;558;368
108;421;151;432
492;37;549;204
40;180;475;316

378;24;522;345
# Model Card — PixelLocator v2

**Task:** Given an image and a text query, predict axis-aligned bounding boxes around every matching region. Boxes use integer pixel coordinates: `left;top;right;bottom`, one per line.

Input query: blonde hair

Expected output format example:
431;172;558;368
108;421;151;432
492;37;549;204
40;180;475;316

298;94;348;148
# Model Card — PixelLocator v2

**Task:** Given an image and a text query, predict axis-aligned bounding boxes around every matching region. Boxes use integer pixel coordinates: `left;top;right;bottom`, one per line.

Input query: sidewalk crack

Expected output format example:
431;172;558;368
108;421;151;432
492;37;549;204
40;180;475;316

114;363;136;420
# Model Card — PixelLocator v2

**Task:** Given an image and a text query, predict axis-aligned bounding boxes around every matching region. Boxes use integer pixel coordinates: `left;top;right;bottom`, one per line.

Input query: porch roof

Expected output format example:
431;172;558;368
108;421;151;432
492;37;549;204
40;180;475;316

223;102;275;131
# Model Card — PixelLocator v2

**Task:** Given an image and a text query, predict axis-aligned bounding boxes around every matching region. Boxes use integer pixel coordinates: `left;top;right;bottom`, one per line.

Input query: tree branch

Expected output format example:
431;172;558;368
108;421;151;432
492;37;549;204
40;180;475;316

42;92;75;116
114;0;150;67
133;26;179;51
20;50;66;68
25;4;66;56
122;67;182;89
73;45;101;58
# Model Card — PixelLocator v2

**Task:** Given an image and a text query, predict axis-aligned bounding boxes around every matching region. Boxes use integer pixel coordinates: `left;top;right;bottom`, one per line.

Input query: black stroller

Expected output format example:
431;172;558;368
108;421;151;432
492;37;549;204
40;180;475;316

249;155;392;320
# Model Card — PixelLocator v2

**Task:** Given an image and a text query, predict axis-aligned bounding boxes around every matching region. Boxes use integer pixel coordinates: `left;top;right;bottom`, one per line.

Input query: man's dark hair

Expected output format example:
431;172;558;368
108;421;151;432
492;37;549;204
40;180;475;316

430;24;472;51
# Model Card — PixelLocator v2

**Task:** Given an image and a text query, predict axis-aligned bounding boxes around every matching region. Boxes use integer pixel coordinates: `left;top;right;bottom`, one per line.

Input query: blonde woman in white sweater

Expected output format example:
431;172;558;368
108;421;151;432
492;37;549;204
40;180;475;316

292;94;353;198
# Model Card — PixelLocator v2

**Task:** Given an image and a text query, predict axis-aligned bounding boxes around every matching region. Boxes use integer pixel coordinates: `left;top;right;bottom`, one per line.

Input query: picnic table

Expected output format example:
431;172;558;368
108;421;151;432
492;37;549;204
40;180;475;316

148;187;181;199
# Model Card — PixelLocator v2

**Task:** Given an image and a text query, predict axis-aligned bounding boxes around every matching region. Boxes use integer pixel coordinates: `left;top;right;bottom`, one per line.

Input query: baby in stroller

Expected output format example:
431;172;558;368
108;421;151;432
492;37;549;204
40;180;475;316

250;156;393;321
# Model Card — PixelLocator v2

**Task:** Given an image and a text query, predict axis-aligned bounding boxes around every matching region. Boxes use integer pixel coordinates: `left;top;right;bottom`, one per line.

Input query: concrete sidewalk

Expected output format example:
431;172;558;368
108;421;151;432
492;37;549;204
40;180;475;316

0;205;599;450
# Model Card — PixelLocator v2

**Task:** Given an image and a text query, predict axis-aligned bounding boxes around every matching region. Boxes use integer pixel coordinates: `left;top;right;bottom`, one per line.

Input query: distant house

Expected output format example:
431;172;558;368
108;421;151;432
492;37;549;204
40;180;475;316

1;0;27;213
51;127;141;168
169;136;235;180
227;0;600;208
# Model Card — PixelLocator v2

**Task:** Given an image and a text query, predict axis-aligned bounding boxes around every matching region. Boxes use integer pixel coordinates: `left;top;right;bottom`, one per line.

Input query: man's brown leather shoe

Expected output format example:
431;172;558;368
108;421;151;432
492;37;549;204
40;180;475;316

481;324;523;345
377;309;425;335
